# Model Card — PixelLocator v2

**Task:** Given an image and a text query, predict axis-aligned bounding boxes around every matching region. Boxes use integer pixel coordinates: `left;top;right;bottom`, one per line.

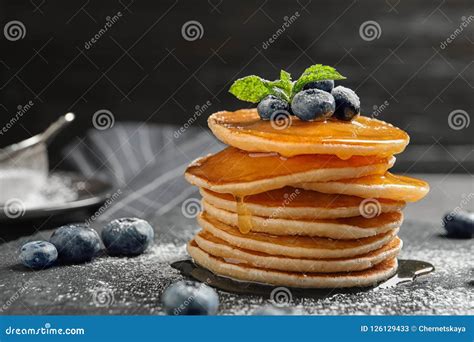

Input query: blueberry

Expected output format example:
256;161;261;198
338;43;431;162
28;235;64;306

19;241;57;269
291;89;335;121
50;224;101;264
162;280;219;315
303;80;334;93
443;211;474;238
257;95;291;120
253;305;296;315
331;86;360;121
102;218;154;256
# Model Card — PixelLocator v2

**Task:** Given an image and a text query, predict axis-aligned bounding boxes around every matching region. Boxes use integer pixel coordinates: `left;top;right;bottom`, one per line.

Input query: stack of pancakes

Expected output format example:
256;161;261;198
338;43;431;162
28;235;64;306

185;109;429;288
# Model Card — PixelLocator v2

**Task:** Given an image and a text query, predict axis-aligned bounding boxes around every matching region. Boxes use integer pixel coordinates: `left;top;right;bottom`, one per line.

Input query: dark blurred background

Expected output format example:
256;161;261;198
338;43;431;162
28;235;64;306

0;0;472;172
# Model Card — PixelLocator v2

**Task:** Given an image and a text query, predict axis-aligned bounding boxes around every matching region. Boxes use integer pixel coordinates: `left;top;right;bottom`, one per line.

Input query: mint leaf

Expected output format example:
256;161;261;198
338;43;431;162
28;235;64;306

267;70;293;102
280;70;291;84
230;72;293;103
229;76;274;103
292;64;346;95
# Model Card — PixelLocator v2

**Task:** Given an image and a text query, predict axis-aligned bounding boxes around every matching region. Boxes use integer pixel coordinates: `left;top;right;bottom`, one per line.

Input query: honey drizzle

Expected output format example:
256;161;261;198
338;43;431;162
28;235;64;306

236;196;252;234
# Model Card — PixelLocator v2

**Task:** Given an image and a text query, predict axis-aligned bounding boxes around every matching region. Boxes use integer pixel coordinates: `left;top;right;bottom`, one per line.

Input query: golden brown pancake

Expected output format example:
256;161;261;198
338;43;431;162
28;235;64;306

185;147;395;196
200;187;405;219
203;200;403;239
194;230;402;273
298;172;430;202
197;212;399;259
208;109;409;159
188;241;399;288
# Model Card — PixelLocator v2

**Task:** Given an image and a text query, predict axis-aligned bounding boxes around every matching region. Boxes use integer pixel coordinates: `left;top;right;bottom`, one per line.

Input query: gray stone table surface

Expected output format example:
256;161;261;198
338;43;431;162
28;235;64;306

0;174;472;315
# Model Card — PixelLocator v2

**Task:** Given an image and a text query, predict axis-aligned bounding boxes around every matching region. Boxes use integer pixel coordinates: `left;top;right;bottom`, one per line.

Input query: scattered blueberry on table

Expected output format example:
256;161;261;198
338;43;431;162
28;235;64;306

257;95;291;120
443;211;473;238
291;88;335;121
49;223;101;264
101;217;154;256
303;79;334;93
162;280;219;315
331;86;360;121
19;241;58;269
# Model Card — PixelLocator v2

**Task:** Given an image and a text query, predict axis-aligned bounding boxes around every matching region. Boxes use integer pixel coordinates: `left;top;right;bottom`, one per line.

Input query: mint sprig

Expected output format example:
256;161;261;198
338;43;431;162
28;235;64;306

229;70;292;103
228;64;346;103
267;70;292;102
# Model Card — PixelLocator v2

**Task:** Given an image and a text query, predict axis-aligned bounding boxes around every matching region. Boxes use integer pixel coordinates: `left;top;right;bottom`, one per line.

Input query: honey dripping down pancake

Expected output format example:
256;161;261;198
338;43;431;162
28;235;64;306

208;109;409;159
200;187;405;220
185;147;395;197
197;212;400;259
203;200;403;239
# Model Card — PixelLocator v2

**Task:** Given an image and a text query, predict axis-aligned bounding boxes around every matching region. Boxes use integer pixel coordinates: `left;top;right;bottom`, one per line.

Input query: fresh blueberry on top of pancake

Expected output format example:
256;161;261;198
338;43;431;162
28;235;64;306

257;95;291;120
229;64;347;122
331;86;360;121
162;280;219;315
443;211;474;238
291;89;335;121
303;79;334;93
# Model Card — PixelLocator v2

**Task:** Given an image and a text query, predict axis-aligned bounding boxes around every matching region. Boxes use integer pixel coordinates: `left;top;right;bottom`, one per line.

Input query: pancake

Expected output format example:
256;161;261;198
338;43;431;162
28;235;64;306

194;230;402;273
188;241;399;288
208;109;409;159
185;147;395;196
200;187;405;220
197;212;399;258
298;172;430;202
203;200;403;239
